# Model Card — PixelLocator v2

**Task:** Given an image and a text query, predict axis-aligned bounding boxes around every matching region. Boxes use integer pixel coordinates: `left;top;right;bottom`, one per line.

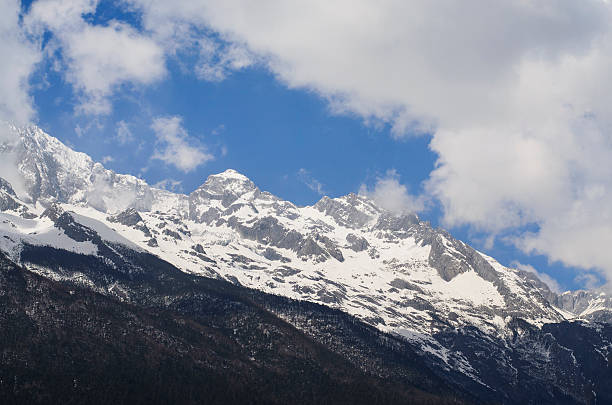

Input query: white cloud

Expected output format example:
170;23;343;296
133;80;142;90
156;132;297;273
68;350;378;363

115;120;134;145
68;23;165;114
0;0;42;124
74;119;103;138
0;126;28;198
126;0;609;130
120;0;612;285
359;170;425;214
297;168;325;195
74;124;84;138
101;155;114;164
10;0;612;284
195;37;256;82
211;124;225;136
153;178;183;192
574;273;602;291
151;116;213;172
26;0;166;115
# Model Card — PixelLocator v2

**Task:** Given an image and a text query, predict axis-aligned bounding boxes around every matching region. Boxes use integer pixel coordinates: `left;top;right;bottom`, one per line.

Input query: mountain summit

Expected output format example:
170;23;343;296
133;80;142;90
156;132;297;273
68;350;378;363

1;123;611;404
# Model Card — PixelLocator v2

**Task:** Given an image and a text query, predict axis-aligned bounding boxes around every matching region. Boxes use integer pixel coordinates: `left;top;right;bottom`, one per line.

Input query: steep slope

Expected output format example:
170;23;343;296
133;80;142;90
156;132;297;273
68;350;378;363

0;124;184;213
1;123;612;403
553;290;612;323
0;125;570;336
0;249;471;405
4;207;610;404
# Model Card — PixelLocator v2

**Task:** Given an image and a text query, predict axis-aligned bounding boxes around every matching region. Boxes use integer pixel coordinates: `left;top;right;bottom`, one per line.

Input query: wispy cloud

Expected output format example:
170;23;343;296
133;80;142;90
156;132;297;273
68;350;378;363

25;0;166;115
297;168;325;195
151;116;213;172
0;0;41;124
10;0;612;284
196;38;256;82
211;124;225;136
153;178;183;192
511;261;562;293
359;170;425;214
574;273;603;291
74;119;103;138
115;120;134;145
122;0;612;284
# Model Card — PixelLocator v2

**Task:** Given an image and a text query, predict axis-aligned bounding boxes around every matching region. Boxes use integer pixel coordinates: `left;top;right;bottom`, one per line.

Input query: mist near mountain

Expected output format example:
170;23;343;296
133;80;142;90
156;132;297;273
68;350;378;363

1;124;611;404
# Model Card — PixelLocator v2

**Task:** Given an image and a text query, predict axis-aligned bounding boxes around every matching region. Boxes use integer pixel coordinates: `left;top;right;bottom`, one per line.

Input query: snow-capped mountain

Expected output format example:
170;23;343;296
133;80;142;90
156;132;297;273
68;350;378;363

0;125;569;330
1;123;611;404
553;289;612;323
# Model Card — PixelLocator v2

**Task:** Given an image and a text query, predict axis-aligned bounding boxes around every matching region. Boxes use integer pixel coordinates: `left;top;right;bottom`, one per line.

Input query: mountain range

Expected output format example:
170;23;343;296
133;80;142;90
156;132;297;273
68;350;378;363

0;123;611;404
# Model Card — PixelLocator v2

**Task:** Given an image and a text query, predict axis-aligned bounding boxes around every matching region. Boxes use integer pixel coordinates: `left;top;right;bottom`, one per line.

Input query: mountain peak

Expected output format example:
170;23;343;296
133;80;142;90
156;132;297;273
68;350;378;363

213;168;250;181
189;169;258;212
198;169;257;195
0;122;155;213
314;192;382;228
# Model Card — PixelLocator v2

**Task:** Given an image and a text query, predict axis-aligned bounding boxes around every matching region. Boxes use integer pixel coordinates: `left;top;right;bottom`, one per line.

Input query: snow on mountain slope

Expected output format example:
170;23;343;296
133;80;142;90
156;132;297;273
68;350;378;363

0;124;157;212
2;125;611;334
4;123;612;404
553;290;612;323
4;123;612;391
0;210;98;261
0;124;574;333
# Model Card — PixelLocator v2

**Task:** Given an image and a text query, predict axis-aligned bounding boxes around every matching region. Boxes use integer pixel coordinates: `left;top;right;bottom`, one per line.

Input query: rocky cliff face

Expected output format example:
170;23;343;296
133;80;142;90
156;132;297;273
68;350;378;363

0;124;158;212
553;289;612;323
1;123;611;404
1;248;471;405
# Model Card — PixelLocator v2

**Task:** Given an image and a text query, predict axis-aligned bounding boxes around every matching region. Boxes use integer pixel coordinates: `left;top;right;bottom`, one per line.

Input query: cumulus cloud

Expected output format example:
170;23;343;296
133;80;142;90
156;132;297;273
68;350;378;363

151;116;213;172
297;168;325;195
117;0;612;286
359;170;425;214
0;0;41;124
11;0;612;285
26;0;166;114
125;0;609;129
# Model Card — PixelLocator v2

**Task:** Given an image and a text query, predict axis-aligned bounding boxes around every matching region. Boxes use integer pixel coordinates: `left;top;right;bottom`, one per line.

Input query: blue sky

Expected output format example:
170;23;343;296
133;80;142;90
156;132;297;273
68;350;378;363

33;66;436;202
8;0;612;291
